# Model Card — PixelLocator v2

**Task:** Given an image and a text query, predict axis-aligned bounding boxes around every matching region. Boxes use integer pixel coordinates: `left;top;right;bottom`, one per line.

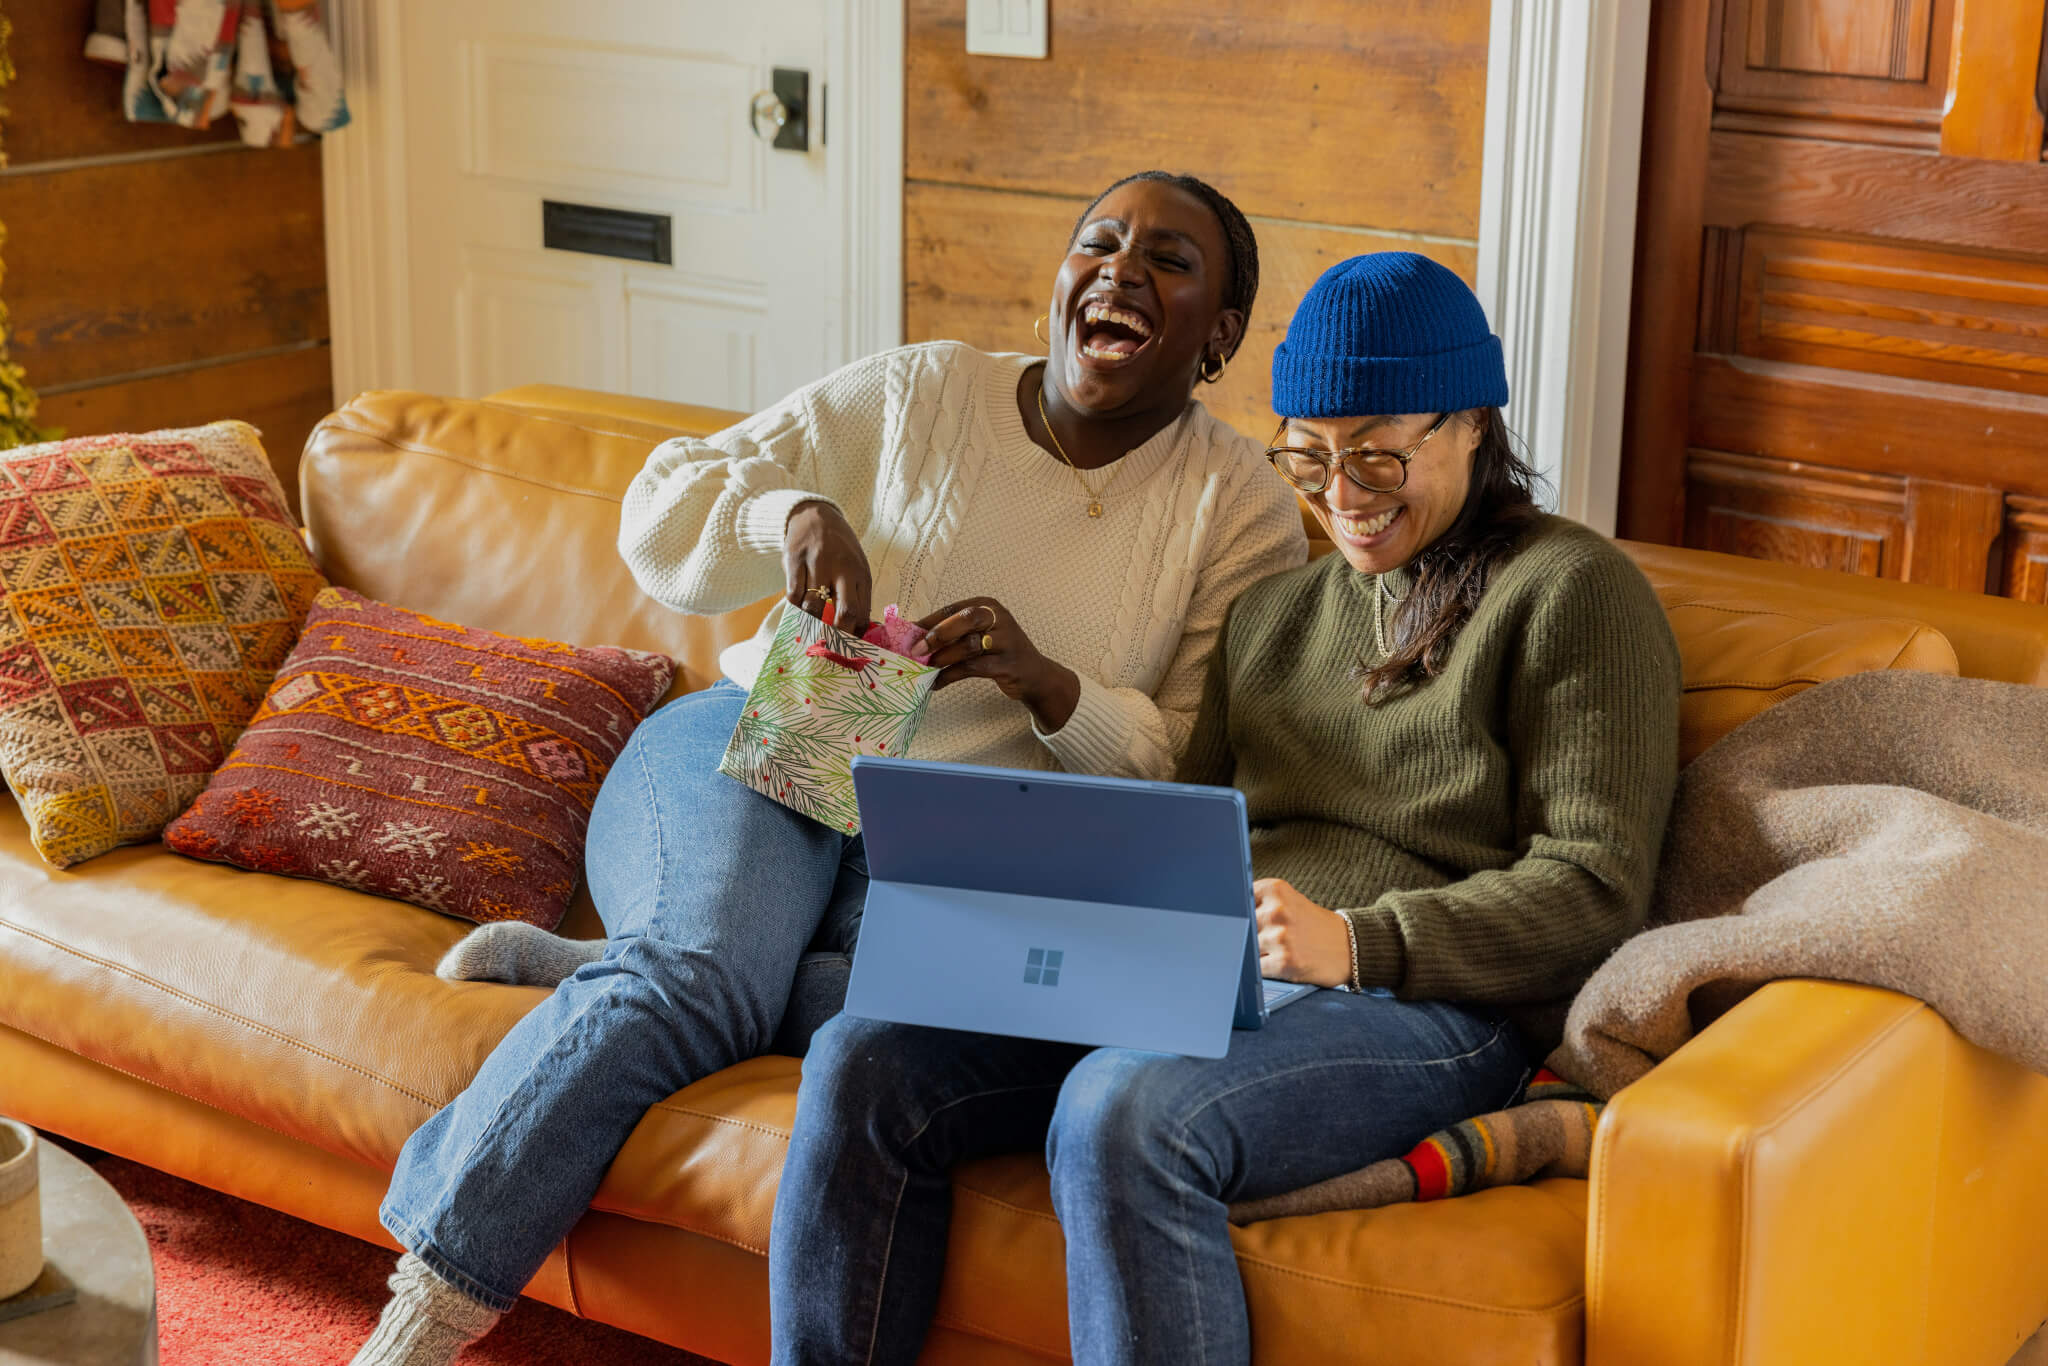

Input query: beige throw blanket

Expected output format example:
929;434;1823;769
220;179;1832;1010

1234;670;2048;1223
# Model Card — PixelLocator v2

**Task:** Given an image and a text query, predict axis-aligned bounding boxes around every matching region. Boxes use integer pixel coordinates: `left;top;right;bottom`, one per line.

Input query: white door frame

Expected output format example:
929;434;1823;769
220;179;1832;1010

1475;0;1653;535
321;0;904;405
830;2;904;364
322;0;413;405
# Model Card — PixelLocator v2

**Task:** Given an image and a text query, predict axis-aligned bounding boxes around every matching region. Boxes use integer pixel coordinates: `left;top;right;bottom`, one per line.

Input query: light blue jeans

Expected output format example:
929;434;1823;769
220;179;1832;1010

769;993;1528;1365
380;682;863;1310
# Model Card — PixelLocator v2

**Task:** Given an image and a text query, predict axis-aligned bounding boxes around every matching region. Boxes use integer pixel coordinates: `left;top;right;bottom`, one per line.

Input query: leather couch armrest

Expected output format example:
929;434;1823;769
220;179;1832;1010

1587;979;2048;1366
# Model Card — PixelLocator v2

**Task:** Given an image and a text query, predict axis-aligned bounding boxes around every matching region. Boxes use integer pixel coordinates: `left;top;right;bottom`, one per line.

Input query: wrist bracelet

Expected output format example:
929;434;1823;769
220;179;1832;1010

1343;911;1362;992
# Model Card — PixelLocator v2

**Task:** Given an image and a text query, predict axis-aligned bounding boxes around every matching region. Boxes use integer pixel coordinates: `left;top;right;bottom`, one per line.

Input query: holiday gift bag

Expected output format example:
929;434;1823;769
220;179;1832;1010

718;606;939;832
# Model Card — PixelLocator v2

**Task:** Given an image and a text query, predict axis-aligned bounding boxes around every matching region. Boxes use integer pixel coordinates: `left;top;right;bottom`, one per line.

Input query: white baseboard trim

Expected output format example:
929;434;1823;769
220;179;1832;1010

1476;0;1652;535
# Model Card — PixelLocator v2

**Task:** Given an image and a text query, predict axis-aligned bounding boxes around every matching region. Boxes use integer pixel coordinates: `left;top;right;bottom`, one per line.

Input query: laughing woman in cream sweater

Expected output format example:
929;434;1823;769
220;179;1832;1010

348;170;1306;1366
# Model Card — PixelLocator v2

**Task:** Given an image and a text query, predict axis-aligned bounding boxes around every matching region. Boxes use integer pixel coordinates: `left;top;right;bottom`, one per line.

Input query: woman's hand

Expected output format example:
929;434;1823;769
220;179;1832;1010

784;502;872;638
918;598;1082;734
1254;878;1354;988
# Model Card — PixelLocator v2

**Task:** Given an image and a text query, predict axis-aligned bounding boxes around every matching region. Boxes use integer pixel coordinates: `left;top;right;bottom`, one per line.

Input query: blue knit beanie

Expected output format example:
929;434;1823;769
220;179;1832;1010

1270;252;1508;418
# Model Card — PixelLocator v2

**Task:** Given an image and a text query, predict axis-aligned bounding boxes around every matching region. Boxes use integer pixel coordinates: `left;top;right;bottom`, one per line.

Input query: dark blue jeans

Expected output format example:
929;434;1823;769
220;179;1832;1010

381;682;864;1310
768;991;1528;1366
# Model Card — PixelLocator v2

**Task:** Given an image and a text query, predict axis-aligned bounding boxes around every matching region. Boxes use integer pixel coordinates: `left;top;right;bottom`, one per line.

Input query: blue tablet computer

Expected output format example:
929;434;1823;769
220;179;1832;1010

842;756;1315;1059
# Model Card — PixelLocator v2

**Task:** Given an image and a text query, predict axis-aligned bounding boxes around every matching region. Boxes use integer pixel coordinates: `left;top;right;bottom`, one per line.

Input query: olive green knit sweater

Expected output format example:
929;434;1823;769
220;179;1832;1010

1178;515;1682;1050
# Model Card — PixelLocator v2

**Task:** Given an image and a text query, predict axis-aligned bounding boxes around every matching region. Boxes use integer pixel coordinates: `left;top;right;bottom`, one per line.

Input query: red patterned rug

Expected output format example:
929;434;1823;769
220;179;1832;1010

82;1149;719;1365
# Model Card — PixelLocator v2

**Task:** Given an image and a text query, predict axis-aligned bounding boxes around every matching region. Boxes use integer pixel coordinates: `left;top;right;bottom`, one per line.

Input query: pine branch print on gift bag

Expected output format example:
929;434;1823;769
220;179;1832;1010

718;606;938;832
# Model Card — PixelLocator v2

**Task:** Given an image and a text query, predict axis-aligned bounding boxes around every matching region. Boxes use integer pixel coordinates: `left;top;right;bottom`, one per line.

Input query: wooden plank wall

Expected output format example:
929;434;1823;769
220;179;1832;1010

0;4;331;514
903;0;1488;439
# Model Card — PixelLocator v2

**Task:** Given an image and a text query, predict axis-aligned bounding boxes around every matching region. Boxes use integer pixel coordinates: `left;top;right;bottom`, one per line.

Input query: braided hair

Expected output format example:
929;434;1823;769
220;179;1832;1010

1070;171;1260;373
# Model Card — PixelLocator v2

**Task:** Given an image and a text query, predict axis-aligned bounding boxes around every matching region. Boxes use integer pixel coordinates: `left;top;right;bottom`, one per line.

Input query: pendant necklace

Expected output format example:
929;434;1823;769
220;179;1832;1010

1036;378;1120;518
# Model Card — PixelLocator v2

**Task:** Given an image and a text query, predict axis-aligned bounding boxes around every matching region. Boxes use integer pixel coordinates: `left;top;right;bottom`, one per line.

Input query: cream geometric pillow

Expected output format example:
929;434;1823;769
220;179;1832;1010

0;422;326;866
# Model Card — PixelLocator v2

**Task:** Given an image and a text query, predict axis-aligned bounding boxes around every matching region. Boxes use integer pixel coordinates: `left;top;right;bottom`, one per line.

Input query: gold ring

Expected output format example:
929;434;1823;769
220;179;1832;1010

806;586;833;601
981;633;994;653
980;605;998;630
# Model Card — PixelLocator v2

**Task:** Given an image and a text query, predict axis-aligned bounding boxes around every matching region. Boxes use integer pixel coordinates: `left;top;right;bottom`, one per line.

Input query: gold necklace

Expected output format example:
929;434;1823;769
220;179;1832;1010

1035;376;1119;518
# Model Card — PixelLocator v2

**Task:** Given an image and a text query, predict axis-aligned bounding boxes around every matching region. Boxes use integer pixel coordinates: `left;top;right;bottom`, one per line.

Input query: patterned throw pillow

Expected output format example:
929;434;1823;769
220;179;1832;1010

0;422;327;867
163;588;675;928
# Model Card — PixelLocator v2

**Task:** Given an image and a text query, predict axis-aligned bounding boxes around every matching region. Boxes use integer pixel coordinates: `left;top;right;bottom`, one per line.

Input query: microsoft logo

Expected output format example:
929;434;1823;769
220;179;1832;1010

1023;947;1063;986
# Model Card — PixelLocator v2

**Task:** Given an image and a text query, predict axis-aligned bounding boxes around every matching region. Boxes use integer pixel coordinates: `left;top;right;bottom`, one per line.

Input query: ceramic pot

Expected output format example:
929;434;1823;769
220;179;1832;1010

0;1118;41;1300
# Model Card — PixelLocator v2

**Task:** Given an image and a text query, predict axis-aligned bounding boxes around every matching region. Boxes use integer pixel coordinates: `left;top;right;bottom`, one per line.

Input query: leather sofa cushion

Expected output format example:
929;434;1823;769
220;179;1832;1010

1656;595;1957;763
300;392;769;698
0;791;1588;1362
1624;539;2048;690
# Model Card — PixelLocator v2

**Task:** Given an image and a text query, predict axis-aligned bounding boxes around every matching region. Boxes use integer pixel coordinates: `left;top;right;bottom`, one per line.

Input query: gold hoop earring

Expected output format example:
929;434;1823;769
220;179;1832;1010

1200;352;1228;383
1033;314;1051;348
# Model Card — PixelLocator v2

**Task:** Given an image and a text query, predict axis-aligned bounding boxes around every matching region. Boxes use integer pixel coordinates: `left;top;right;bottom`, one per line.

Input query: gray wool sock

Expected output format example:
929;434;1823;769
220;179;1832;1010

349;1253;503;1366
435;921;606;986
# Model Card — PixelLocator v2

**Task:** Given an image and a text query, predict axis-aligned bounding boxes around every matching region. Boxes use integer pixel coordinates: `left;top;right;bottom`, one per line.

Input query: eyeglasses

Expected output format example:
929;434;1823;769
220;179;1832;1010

1263;412;1454;495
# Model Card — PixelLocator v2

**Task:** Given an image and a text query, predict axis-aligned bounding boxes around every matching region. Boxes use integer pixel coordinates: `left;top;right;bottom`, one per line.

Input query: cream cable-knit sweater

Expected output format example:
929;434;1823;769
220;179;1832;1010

618;342;1307;778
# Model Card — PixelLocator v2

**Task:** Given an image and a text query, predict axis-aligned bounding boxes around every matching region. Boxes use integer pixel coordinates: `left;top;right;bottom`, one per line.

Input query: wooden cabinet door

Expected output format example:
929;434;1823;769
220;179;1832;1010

1620;0;2048;599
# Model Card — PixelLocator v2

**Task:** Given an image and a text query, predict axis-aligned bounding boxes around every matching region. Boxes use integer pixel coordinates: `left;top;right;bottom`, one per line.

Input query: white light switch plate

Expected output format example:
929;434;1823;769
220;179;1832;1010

966;0;1048;59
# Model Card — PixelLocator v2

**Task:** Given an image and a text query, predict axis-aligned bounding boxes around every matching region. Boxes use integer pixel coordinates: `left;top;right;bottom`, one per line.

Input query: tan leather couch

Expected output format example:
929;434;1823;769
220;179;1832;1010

4;386;2047;1366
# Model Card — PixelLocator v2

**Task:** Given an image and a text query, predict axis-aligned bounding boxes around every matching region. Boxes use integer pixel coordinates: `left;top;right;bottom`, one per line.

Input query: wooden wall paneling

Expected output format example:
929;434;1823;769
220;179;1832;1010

902;0;1490;238
1618;0;1719;544
2040;17;2048;159
1706;132;2048;252
1938;0;2048;160
1732;229;2048;397
903;182;1476;440
1901;477;2005;590
1689;354;2048;494
0;144;329;390
2002;497;2048;601
1696;226;1745;353
3;4;241;167
35;347;334;520
1684;448;1906;577
1712;0;1954;147
1741;0;1934;79
905;183;1070;360
1626;0;2048;600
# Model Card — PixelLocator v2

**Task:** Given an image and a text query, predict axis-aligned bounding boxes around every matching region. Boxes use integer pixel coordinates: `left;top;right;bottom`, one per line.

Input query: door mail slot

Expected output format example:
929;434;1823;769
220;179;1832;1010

542;201;673;265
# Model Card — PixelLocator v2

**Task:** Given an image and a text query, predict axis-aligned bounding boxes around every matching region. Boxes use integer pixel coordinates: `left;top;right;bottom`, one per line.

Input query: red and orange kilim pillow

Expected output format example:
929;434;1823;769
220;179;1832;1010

163;587;675;928
0;422;327;866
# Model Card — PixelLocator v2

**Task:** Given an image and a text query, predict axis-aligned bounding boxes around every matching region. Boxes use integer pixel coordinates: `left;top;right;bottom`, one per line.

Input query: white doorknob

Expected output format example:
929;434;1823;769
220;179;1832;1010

749;90;790;141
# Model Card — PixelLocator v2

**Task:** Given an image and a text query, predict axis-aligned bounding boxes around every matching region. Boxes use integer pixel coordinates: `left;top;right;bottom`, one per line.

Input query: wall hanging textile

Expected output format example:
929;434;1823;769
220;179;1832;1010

87;0;349;148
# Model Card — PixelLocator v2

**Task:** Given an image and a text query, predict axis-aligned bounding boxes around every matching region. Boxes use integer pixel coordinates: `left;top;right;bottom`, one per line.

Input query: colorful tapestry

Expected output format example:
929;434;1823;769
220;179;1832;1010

0;422;325;866
164;588;675;928
89;0;350;149
718;607;939;833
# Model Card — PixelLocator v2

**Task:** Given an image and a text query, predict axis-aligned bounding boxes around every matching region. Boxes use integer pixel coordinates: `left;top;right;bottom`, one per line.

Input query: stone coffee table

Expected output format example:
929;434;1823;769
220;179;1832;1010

0;1140;158;1365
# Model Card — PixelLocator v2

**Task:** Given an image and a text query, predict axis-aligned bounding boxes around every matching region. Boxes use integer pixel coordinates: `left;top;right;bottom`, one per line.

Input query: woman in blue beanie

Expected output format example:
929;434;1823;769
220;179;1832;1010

768;253;1683;1365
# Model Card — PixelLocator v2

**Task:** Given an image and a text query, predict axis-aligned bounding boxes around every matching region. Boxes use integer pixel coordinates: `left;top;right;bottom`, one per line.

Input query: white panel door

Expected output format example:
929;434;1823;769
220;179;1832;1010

399;0;834;413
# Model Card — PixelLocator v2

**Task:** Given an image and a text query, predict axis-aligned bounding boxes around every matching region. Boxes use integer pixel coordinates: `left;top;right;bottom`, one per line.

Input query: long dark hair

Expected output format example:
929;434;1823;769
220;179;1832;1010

1357;407;1545;703
1070;171;1260;373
